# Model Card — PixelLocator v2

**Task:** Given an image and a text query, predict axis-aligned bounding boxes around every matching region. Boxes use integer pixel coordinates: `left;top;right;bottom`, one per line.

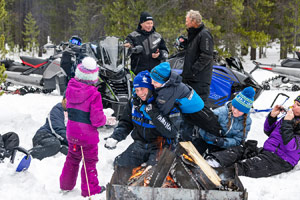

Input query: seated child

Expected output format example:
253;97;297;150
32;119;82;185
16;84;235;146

149;62;222;140
197;87;255;154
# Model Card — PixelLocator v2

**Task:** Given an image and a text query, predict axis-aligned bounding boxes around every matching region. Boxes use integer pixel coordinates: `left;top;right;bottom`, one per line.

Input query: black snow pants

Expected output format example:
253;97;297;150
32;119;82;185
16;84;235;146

30;131;68;160
0;132;20;160
113;140;161;168
209;146;294;178
182;105;222;138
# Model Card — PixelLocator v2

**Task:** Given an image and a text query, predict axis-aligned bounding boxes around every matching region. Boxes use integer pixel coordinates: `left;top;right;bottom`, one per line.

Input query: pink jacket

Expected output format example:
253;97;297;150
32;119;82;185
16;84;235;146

66;78;106;145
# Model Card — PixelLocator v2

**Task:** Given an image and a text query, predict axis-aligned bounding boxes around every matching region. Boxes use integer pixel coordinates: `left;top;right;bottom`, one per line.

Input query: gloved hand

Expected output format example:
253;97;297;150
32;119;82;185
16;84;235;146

133;96;143;110
0;147;10;160
140;105;151;120
242;140;258;159
104;138;118;150
214;137;225;147
106;116;117;126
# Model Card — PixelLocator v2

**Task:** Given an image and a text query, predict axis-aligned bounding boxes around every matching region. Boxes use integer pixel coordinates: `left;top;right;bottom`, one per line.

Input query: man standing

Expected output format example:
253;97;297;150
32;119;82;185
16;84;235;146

181;10;214;103
124;12;169;75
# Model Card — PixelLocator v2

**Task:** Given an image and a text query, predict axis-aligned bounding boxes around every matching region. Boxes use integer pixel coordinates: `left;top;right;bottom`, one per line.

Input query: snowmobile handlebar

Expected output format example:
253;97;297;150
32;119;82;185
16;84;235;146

250;61;278;74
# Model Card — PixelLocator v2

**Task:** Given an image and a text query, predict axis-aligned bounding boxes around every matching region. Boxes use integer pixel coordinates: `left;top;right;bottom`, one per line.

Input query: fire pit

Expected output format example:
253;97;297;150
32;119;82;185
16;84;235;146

107;141;248;200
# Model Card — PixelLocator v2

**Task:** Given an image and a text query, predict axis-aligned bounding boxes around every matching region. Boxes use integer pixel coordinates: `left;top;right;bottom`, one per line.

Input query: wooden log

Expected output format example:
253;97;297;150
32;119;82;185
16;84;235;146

179;141;221;188
148;148;176;187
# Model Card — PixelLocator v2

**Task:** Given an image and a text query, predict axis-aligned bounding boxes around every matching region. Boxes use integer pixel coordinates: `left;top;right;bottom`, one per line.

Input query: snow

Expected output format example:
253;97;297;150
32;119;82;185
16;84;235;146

1;44;300;200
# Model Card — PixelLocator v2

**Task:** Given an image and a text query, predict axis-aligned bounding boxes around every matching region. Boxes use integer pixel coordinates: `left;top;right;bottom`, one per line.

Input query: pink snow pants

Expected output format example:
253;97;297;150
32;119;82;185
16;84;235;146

59;142;102;197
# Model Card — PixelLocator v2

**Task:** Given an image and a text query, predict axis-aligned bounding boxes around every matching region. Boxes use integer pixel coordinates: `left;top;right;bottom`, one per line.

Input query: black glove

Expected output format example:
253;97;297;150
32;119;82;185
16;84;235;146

214;137;225;147
132;96;143;110
0;147;10;160
242;140;258;159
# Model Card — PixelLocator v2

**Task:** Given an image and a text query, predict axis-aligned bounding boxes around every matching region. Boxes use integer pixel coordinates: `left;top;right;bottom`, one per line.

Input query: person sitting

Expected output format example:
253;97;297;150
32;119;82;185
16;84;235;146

195;87;255;155
0;132;19;161
104;70;179;169
29;95;68;160
205;96;300;178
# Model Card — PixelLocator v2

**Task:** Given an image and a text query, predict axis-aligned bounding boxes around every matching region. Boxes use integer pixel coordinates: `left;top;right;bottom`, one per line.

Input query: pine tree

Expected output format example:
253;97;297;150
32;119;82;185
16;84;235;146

213;0;244;57
22;12;40;56
68;0;102;42
0;0;7;59
0;63;6;96
239;0;273;60
102;0;146;39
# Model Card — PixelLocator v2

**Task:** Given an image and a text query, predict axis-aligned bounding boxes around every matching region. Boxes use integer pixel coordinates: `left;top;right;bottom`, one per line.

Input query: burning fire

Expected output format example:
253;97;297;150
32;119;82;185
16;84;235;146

129;166;145;181
182;153;195;163
162;174;179;188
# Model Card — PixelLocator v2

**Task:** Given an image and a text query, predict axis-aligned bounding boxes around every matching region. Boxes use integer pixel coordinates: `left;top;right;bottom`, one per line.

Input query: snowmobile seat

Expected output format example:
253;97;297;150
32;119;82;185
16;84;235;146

281;58;300;68
8;63;31;72
20;56;48;68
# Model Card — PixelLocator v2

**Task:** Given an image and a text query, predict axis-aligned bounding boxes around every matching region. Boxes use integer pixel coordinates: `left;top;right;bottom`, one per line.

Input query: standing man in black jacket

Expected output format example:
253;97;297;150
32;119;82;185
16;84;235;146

181;10;214;103
124;12;169;75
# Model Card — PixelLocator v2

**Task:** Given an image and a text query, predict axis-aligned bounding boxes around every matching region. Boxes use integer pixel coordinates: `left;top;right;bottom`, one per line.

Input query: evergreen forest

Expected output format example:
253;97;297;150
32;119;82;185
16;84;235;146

1;0;300;60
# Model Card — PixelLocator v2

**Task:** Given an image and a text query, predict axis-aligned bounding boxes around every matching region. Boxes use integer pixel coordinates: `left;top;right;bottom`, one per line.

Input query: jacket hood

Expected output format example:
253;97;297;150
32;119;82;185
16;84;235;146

164;71;182;87
66;78;97;104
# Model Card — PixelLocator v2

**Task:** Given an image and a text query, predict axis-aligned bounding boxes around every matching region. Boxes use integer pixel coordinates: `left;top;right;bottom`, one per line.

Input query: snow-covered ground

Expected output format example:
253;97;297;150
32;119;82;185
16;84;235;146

0;44;300;200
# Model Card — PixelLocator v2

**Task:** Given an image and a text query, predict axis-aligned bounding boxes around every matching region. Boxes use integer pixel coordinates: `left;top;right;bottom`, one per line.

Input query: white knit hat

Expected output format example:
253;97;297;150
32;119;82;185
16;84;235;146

75;57;99;84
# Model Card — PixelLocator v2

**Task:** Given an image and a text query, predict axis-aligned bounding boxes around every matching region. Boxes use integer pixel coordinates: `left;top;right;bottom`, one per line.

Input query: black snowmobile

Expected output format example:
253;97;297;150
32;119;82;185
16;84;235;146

168;38;263;109
59;36;132;119
250;51;300;91
95;36;133;119
0;36;83;95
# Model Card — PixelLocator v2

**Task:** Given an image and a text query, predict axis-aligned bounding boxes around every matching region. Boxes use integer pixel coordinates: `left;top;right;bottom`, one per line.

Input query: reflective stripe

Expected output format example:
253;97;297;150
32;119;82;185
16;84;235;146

47;113;64;141
132;119;155;128
67;108;91;124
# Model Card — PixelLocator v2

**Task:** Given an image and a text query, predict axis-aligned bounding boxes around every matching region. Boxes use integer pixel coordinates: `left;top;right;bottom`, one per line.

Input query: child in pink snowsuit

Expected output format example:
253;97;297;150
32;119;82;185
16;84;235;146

59;57;106;197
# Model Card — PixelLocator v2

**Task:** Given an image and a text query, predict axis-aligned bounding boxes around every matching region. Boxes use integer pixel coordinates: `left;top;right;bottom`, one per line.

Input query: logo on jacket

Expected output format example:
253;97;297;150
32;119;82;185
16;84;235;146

153;38;161;45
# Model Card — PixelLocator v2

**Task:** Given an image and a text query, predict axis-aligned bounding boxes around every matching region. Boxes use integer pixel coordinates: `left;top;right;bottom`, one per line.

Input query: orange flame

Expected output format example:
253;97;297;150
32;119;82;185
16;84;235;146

162;174;178;188
129;166;144;181
182;153;194;163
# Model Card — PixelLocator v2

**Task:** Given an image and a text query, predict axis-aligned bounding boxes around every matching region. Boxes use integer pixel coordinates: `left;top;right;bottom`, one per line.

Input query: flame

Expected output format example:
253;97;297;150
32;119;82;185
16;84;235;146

129;166;144;181
162;174;178;188
156;136;164;159
182;153;194;163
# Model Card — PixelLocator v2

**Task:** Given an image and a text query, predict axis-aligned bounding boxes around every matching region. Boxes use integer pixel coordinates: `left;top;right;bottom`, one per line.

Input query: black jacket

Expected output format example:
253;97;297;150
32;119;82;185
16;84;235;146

110;97;178;144
182;23;214;84
126;27;169;75
155;72;191;116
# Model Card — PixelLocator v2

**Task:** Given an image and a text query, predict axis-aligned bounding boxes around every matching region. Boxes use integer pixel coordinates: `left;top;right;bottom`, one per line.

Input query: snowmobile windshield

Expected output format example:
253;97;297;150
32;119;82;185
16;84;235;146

99;37;125;73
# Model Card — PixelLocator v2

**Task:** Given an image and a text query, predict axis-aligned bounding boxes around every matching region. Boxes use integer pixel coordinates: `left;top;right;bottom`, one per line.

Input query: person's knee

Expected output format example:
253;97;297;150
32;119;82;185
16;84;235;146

30;138;61;160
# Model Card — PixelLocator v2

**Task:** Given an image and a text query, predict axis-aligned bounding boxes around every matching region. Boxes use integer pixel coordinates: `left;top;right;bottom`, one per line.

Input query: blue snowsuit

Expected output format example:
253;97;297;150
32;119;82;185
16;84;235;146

196;102;251;155
31;103;68;160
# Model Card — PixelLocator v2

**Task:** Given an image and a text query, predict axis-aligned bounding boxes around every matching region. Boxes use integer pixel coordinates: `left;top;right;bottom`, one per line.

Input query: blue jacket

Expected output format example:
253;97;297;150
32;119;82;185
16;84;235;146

110;95;179;145
199;102;251;148
155;72;204;116
263;114;300;166
36;103;67;145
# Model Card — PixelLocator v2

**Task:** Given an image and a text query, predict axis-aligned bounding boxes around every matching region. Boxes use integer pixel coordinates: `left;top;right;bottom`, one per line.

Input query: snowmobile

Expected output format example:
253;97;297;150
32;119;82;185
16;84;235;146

95;36;133;119
250;51;300;91
168;40;263;109
0;36;83;95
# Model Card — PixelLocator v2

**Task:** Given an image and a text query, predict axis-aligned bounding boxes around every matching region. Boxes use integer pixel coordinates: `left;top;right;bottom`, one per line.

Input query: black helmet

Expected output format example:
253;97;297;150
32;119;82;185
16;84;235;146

69;35;82;46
